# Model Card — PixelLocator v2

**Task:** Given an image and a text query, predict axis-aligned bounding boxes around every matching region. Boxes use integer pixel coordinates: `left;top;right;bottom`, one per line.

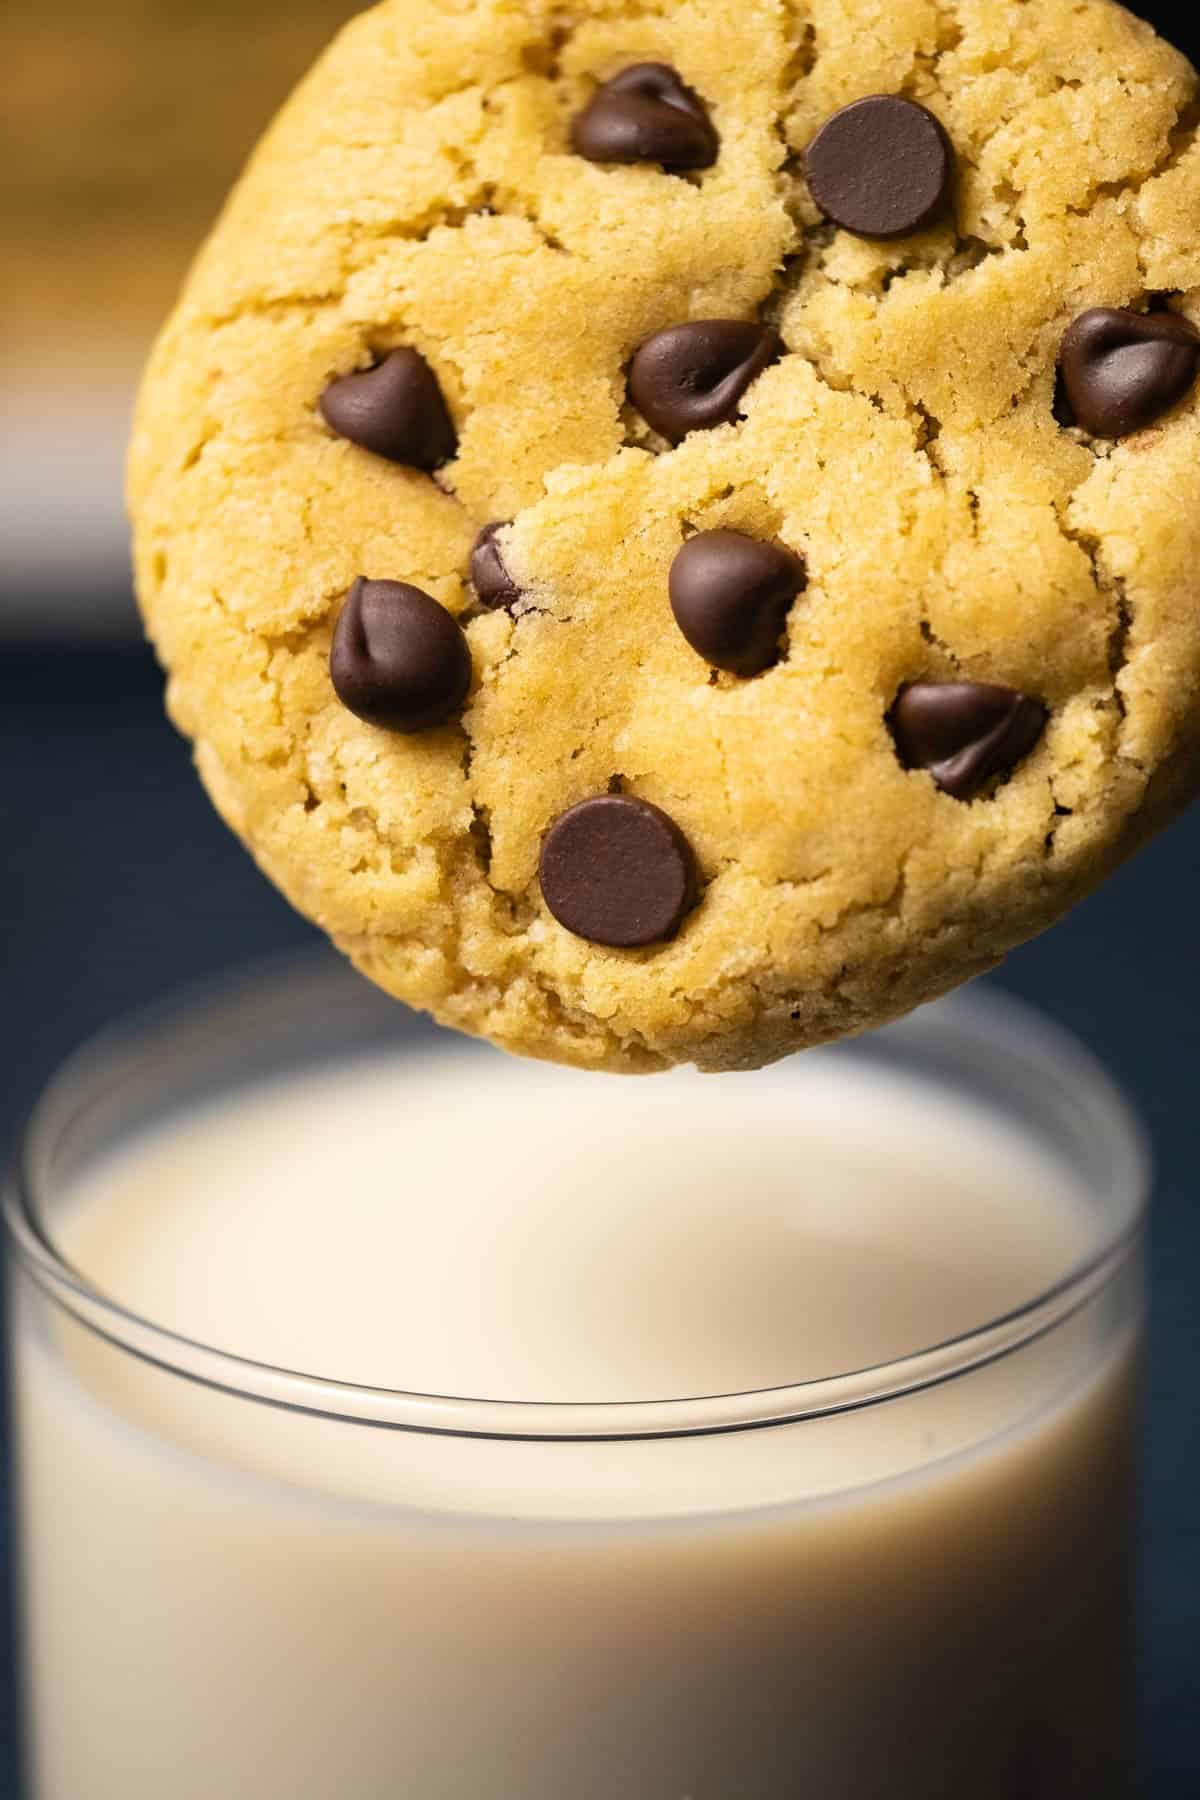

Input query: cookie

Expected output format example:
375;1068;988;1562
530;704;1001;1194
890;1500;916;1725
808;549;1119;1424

129;0;1200;1074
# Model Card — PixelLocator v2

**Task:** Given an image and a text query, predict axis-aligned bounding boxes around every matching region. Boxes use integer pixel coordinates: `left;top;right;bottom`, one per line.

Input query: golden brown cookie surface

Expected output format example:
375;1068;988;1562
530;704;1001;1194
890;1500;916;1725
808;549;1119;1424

130;0;1200;1071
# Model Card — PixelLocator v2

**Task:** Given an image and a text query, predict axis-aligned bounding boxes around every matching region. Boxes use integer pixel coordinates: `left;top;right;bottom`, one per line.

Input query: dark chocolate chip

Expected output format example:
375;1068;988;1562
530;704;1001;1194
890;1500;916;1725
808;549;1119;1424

628;321;784;444
330;579;472;731
1057;307;1200;439
889;681;1047;800
570;62;719;171
805;95;955;240
539;794;698;947
320;349;457;469
669;530;806;675
470;522;522;609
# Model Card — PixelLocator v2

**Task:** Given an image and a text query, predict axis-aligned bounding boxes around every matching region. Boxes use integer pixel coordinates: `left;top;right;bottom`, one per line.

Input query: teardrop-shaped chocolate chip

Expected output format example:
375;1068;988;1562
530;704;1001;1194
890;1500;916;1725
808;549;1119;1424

331;579;472;732
1057;307;1200;439
470;522;522;609
321;349;457;469
539;794;698;948
628;321;784;444
889;681;1047;800
571;63;719;172
805;95;955;240
669;530;806;675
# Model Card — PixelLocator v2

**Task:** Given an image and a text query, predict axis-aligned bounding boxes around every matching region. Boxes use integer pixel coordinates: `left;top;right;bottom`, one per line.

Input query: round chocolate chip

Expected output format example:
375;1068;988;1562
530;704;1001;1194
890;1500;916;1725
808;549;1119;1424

628;320;784;444
539;794;699;948
470;522;522;609
889;681;1047;800
570;62;719;172
669;530;806;676
330;579;472;732
320;349;457;470
1057;307;1200;439
805;95;955;240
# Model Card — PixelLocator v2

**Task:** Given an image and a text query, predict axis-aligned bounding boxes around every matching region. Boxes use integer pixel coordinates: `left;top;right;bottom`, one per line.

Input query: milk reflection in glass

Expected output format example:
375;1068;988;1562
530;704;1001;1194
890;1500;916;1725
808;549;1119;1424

12;1047;1139;1799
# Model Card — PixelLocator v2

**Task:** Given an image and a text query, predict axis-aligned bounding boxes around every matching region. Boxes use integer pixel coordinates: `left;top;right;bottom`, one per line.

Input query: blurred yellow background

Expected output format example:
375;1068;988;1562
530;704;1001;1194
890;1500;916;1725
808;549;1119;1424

5;0;356;358
3;1;358;616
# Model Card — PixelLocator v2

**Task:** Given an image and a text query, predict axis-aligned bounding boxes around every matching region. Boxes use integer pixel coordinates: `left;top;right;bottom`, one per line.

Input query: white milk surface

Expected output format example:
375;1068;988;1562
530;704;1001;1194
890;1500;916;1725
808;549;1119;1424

12;1047;1139;1799
59;1051;1092;1401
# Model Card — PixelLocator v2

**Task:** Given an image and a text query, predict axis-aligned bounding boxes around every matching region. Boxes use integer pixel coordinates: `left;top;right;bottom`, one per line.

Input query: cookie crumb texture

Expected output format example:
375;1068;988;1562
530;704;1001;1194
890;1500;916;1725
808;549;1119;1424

130;0;1200;1073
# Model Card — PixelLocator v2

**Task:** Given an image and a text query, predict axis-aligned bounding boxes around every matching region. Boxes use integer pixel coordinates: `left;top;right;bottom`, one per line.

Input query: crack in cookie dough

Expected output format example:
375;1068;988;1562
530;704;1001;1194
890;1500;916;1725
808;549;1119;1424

131;0;1200;1072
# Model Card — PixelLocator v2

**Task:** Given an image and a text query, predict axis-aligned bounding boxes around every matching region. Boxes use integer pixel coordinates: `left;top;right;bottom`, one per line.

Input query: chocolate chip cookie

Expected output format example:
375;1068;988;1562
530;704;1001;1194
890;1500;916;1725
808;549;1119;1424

130;0;1200;1071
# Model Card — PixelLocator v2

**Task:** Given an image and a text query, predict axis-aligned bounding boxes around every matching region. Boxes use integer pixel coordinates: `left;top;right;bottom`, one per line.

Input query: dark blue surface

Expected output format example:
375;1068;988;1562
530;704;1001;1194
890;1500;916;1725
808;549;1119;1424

2;642;1198;1793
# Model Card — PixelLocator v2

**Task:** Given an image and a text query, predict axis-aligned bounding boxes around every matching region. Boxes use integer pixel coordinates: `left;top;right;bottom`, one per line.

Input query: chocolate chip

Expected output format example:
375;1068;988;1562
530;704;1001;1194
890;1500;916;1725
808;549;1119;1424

320;349;457;469
571;63;719;171
669;530;806;675
889;681;1047;800
628;321;784;444
470;522;522;609
330;579;471;731
805;95;955;240
1057;307;1200;439
539;795;698;947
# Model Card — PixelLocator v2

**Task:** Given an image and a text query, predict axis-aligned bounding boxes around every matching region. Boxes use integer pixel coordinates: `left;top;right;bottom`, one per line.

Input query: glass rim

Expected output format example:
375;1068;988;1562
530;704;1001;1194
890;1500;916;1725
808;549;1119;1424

3;951;1151;1444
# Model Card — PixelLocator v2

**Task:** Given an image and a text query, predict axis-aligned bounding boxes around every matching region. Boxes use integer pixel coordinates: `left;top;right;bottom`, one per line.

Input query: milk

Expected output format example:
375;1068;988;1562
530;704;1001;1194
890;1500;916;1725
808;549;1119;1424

9;1045;1141;1798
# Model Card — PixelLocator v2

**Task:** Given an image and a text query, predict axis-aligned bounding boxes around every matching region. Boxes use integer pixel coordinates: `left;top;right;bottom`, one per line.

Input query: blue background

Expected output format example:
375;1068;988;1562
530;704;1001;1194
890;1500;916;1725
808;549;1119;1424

2;1;1198;1789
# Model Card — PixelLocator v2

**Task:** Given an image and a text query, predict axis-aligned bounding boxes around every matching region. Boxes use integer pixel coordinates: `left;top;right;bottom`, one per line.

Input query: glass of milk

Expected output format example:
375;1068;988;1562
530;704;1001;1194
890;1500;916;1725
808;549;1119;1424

5;953;1148;1799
